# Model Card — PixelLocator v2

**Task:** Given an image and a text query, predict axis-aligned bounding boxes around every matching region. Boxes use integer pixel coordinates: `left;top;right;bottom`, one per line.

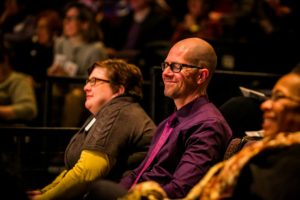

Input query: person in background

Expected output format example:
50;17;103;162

48;2;107;76
183;68;300;200
209;0;276;42
0;0;35;48
0;42;37;125
8;10;62;126
22;9;62;87
171;0;222;44
106;0;175;78
47;2;108;127
27;59;155;200
47;2;107;77
99;37;231;199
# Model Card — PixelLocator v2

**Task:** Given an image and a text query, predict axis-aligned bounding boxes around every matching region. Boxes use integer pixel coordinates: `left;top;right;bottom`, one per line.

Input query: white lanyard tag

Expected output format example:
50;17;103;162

84;117;96;132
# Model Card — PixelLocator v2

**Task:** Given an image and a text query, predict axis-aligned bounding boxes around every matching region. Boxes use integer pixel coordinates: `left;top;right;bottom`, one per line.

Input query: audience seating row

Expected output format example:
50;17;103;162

0;126;79;189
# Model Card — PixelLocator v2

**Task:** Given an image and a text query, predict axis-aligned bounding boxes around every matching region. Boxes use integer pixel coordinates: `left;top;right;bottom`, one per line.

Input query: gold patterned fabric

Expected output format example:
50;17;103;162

119;181;168;200
184;131;300;200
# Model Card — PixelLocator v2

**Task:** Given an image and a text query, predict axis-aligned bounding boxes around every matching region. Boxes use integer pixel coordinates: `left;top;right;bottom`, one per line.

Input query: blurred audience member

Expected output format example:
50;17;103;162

0;42;37;125
263;0;300;73
266;0;300;36
0;0;35;45
0;0;37;74
209;0;276;42
20;10;62;87
48;2;107;77
11;10;62;126
47;2;108;127
171;0;222;44
79;0;113;47
106;0;175;77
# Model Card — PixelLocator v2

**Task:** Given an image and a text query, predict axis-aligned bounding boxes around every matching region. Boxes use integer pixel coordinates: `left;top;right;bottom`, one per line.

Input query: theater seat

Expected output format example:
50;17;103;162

224;136;262;160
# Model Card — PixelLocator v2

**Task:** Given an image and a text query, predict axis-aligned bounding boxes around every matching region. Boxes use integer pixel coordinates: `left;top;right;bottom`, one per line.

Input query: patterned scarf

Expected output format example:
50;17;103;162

184;131;300;200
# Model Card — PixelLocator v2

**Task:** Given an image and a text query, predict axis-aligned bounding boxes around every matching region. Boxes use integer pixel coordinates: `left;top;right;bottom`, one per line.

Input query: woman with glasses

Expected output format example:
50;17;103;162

27;59;155;200
182;69;300;200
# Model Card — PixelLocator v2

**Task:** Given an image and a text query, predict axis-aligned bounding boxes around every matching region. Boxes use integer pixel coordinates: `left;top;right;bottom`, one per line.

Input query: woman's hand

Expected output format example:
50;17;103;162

27;190;42;200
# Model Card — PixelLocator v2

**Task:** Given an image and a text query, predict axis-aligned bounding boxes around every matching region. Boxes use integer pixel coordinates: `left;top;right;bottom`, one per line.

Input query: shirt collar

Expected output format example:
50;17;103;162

175;96;209;123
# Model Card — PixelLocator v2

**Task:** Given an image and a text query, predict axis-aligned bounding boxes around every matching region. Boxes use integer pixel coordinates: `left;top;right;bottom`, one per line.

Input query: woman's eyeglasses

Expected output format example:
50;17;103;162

266;92;300;104
86;77;110;86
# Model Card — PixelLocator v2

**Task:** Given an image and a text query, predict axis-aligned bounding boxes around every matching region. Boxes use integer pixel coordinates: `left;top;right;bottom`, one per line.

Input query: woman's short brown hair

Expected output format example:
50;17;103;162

88;59;144;99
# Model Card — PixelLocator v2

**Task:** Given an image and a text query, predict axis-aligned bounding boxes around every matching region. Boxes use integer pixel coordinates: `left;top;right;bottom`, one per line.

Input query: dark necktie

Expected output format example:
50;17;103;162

130;113;177;189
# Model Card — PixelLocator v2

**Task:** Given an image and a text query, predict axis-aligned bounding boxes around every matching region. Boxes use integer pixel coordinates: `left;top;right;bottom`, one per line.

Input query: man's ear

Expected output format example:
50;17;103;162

197;68;209;84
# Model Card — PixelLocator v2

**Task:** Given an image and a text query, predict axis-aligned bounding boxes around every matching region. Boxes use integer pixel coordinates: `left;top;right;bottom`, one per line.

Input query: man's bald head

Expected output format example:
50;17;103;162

168;37;217;85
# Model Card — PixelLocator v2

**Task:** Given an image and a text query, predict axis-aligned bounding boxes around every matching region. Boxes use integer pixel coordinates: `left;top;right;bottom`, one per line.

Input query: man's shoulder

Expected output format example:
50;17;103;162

189;101;225;122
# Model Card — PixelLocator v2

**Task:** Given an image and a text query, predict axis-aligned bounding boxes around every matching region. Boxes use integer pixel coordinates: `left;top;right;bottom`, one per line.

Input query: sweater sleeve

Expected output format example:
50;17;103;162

40;170;68;193
37;150;110;200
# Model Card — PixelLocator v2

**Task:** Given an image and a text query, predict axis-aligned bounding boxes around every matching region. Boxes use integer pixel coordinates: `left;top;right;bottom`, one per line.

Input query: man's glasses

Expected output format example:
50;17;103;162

86;77;110;86
161;62;204;73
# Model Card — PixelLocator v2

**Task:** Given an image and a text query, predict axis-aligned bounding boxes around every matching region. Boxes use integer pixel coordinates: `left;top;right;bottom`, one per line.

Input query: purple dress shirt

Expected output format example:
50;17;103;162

119;96;232;198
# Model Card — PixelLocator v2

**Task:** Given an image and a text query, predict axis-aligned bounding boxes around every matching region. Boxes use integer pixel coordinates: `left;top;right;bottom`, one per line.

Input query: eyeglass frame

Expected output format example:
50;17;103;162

265;92;300;104
64;15;80;22
85;77;110;86
161;61;204;73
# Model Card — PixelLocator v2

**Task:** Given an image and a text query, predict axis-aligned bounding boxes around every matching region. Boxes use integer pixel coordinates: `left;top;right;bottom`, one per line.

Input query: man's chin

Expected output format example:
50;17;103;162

164;91;174;98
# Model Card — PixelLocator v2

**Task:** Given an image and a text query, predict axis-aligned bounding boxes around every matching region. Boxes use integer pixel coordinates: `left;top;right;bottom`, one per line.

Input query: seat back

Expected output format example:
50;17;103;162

224;136;262;160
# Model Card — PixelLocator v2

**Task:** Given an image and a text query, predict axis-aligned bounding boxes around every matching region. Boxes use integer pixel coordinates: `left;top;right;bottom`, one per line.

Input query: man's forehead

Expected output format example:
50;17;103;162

168;44;192;60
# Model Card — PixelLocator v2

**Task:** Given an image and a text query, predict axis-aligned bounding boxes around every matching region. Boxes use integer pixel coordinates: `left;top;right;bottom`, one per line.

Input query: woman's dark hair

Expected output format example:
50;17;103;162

88;59;144;100
37;10;63;37
64;2;103;42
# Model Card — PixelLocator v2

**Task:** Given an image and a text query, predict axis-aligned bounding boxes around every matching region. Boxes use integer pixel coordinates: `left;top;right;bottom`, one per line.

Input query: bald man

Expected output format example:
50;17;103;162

118;38;232;198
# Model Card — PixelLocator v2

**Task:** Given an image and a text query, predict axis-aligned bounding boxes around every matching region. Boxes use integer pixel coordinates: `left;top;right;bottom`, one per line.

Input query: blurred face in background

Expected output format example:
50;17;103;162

63;7;82;38
129;0;150;11
36;17;51;45
188;0;204;18
4;0;19;16
261;73;300;136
